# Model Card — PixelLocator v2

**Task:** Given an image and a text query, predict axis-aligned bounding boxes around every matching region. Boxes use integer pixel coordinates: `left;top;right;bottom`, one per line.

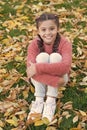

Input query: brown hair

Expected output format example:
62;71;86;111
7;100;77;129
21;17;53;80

35;12;61;52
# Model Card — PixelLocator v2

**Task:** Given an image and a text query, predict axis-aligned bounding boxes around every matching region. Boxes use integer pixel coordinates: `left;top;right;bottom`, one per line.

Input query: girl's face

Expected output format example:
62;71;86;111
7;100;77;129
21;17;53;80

38;20;58;45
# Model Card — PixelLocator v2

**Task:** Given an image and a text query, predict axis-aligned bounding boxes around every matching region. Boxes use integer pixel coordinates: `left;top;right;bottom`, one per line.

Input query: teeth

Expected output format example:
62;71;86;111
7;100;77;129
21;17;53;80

46;37;51;38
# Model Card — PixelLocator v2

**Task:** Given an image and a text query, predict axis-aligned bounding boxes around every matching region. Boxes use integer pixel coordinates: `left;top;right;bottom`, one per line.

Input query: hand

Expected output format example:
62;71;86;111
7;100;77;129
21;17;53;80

27;61;36;79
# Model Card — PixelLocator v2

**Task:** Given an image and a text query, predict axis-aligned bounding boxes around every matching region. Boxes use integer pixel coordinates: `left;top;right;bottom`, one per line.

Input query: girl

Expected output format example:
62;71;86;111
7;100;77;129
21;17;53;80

26;12;72;123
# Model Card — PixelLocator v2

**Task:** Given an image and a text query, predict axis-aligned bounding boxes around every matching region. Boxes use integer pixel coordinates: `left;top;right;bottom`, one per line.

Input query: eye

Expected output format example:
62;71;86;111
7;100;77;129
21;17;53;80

41;28;46;32
50;27;55;31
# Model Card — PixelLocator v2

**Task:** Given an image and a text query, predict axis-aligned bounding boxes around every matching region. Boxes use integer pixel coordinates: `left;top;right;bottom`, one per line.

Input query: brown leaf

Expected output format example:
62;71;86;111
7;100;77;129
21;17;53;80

63;101;73;110
0;120;4;127
84;60;87;68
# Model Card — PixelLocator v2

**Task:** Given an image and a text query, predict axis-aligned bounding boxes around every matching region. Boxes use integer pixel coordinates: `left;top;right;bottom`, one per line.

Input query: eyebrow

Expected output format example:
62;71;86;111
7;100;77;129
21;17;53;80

40;25;56;28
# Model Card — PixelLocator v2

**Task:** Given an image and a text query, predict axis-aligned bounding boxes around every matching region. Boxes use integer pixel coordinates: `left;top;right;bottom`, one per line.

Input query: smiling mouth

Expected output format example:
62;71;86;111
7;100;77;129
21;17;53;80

45;36;52;39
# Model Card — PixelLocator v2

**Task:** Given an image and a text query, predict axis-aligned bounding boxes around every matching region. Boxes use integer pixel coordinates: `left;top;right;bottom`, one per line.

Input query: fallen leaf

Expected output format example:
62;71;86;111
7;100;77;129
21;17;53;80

15;111;25;115
79;110;87;116
0;127;3;130
0;120;4;127
30;85;35;93
48;119;57;126
62;111;69;116
46;126;57;130
15;56;24;61
42;117;50;125
6;116;18;126
34;120;44;126
23;90;29;99
73;115;79;123
84;60;87;68
70;128;81;130
63;101;73;110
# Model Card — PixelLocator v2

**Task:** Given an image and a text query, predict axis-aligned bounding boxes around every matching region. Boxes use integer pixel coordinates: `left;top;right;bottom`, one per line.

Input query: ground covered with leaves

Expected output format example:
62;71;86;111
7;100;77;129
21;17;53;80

0;0;87;130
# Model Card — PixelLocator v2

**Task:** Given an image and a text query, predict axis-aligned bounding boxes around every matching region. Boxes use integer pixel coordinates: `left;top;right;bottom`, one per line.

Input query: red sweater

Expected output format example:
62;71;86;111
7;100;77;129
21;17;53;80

27;35;72;87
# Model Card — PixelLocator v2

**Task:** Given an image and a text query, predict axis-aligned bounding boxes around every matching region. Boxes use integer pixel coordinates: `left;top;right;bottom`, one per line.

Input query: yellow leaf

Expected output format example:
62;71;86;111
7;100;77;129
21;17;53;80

42;117;50;125
84;88;87;93
79;110;86;116
6;116;18;127
23;90;28;99
34;120;44;126
2;38;10;44
15;56;23;61
4;110;12;117
0;69;7;74
58;86;66;91
19;113;27;121
2;20;16;29
30;85;35;93
46;126;57;130
70;128;81;130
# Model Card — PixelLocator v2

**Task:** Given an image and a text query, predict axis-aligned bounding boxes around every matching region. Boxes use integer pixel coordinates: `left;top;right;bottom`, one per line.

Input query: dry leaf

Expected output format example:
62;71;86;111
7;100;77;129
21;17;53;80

23;90;29;99
42;117;50;125
82;76;87;82
84;60;87;68
34;120;44;126
6;116;18;127
0;120;4;127
63;101;73;110
15;56;24;61
46;126;57;130
30;85;35;93
15;111;25;115
66;114;71;119
79;110;87;116
0;127;3;130
73;115;79;123
70;128;81;130
62;111;69;116
48;119;57;126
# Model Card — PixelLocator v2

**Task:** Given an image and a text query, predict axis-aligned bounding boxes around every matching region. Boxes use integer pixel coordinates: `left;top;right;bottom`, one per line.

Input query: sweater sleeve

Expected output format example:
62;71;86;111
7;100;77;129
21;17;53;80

35;40;72;76
27;39;39;67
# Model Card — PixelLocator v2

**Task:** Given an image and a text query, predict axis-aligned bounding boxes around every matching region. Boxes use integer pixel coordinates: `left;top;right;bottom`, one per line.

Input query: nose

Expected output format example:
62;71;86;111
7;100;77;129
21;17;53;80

45;29;50;35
